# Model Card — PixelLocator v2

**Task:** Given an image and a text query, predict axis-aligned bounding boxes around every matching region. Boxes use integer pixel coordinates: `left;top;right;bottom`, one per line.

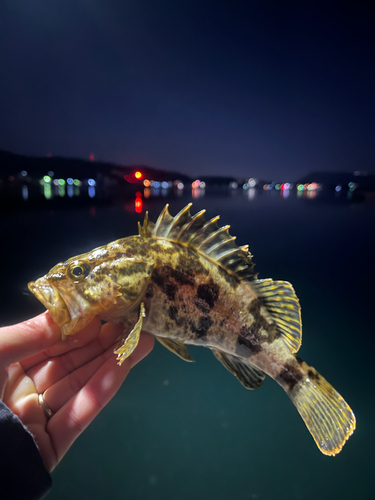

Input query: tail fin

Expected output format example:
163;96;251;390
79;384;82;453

288;363;356;456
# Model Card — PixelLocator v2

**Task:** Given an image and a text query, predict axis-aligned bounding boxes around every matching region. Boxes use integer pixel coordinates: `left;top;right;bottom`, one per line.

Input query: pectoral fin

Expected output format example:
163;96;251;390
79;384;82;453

114;302;146;365
156;337;194;362
212;349;265;389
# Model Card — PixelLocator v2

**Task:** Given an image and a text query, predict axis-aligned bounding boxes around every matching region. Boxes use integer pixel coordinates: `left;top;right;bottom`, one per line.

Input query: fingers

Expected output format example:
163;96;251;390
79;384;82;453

21;316;102;370
26;322;123;394
44;331;154;414
0;312;61;368
47;332;154;468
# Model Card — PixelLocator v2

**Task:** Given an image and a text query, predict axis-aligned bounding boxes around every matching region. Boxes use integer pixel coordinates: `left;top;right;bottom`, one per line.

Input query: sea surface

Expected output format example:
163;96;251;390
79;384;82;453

1;188;374;500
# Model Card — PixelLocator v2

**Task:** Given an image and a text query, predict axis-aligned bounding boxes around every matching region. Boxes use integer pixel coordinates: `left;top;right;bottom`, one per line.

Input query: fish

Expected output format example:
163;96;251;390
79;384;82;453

28;203;356;455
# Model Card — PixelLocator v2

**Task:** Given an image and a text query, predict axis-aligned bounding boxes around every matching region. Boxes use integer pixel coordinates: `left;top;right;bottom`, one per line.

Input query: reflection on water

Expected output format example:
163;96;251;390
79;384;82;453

44;184;51;199
21;185;28;201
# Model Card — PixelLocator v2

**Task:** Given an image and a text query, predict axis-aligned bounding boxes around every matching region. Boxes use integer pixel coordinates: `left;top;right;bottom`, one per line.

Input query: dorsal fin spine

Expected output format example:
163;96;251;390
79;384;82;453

176;209;206;242
146;204;257;281
153;204;170;234
216;246;243;261
205;235;236;256
190;217;218;242
165;203;193;238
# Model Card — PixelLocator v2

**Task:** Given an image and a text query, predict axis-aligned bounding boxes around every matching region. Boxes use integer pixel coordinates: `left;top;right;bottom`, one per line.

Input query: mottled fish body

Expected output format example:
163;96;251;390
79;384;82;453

28;204;355;456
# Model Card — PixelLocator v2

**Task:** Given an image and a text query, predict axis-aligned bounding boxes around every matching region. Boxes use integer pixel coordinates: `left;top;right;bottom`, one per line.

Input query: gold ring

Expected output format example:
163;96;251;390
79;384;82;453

38;393;54;419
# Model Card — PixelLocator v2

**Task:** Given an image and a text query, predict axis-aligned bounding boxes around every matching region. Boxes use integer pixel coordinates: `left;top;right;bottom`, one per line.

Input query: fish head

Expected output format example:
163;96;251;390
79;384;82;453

28;239;155;338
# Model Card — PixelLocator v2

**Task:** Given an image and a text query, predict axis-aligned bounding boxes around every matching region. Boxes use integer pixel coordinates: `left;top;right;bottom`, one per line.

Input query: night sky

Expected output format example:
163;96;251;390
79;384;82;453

1;1;374;180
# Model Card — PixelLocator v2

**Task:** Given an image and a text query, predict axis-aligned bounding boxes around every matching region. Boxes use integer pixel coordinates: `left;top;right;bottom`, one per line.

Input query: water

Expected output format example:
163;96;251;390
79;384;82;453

1;190;374;500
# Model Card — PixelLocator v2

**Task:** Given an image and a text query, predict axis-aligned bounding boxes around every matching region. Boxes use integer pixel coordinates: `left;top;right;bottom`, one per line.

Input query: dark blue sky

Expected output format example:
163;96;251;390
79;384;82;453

0;1;373;179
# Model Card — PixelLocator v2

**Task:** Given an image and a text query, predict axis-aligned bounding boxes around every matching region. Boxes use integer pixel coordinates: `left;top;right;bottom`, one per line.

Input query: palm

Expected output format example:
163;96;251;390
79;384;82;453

2;317;153;472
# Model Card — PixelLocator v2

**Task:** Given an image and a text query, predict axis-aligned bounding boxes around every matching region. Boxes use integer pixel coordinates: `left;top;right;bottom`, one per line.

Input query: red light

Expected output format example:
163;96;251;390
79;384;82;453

280;183;285;190
135;171;143;180
135;197;143;213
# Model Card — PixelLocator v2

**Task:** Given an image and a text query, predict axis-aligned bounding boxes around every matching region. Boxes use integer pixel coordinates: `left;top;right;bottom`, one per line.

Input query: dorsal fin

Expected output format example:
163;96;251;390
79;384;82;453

139;204;257;281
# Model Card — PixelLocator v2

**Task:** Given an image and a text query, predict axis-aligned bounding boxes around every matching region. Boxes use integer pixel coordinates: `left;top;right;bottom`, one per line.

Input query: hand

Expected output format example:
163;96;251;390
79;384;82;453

0;312;154;472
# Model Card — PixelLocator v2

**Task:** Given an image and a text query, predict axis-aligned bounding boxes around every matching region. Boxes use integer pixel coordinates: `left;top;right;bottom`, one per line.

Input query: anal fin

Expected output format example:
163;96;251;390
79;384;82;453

212;349;265;389
156;337;194;362
114;302;145;365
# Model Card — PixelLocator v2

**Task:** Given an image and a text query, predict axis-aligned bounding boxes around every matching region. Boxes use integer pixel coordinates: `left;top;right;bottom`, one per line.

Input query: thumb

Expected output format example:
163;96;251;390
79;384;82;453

0;312;61;369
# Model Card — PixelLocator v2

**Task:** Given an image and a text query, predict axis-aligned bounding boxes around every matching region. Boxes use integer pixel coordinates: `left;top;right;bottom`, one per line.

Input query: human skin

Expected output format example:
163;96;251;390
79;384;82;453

0;312;154;472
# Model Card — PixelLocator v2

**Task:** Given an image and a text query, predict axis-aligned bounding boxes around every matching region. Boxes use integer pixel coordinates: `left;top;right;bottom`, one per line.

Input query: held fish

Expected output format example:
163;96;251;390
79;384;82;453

28;204;356;455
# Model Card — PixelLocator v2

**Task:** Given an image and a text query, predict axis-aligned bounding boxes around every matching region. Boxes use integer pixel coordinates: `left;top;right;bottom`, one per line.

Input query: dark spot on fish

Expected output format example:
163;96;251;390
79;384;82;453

190;315;213;339
169;267;195;287
236;335;262;354
276;362;303;390
193;297;210;314
196;283;219;309
165;282;177;301
145;283;154;299
307;369;319;381
151;268;177;300
240;325;255;338
296;356;304;365
168;305;184;327
168;305;178;320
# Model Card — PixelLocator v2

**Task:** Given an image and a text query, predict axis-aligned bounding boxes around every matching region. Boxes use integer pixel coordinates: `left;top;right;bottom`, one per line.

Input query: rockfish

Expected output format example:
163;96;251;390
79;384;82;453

28;204;355;455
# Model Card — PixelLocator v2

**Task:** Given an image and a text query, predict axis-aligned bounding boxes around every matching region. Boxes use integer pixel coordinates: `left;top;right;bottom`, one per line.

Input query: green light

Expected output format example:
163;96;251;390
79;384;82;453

297;184;304;191
43;175;51;183
58;179;65;186
275;184;281;190
73;179;81;186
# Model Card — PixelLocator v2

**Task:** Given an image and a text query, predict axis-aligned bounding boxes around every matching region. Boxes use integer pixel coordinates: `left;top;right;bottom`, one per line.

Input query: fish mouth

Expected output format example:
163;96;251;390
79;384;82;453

28;279;71;328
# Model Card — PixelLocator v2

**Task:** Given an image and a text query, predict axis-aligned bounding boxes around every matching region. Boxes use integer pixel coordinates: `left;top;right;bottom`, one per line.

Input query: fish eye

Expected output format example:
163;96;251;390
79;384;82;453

72;266;83;276
67;261;91;281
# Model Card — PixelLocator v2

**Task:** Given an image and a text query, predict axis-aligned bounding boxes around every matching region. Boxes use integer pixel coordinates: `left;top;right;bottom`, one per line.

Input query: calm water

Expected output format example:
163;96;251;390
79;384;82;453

1;190;374;500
